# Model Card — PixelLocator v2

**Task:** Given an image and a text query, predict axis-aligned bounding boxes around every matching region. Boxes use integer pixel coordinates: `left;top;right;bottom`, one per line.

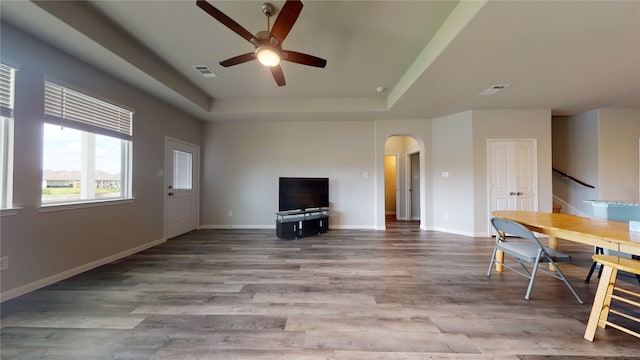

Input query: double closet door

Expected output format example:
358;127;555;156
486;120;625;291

488;140;538;217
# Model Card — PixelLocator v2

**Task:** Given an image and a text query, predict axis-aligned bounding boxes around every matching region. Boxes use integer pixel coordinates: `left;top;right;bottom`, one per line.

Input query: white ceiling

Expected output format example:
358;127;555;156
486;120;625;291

1;0;639;123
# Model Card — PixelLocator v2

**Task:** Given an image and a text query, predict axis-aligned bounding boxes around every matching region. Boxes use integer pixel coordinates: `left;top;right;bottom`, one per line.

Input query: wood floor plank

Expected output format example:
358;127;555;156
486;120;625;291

2;223;639;359
303;330;479;353
333;351;520;360
0;313;146;329
284;314;442;333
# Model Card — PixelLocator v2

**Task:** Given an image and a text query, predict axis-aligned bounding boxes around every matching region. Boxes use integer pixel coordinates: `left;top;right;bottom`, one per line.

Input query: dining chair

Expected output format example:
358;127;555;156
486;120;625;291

487;217;583;304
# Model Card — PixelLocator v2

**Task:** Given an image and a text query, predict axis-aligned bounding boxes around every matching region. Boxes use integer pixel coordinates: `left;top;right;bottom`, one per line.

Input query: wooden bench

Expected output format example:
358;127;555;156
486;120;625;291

584;255;640;341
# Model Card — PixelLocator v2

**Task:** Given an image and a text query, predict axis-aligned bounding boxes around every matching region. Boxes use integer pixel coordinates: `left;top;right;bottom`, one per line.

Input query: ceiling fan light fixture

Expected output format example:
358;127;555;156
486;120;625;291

255;46;281;67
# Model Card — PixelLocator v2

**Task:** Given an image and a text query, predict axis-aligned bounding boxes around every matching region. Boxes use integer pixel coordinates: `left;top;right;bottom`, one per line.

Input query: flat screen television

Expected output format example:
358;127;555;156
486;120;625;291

279;177;329;211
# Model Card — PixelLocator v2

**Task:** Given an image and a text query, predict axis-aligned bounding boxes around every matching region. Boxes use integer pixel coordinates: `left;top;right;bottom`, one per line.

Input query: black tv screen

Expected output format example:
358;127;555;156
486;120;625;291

279;177;329;211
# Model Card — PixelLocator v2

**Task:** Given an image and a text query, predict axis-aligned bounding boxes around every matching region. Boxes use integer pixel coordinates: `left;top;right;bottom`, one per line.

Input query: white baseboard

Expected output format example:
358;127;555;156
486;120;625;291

0;237;166;303
330;224;378;230
199;224;382;230
431;226;475;237
199;224;275;229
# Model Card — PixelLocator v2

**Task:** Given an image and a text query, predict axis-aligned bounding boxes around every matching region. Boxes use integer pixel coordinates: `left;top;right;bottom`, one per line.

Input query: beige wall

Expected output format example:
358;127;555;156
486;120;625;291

200;120;377;229
598;109;640;201
0;25;202;299
552;109;640;216
552;111;599;215
432;111;474;235
471;109;553;236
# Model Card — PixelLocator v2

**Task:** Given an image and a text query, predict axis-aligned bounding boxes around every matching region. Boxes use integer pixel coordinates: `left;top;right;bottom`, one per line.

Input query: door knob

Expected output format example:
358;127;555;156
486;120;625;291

168;192;174;196
517;192;523;196
510;192;516;195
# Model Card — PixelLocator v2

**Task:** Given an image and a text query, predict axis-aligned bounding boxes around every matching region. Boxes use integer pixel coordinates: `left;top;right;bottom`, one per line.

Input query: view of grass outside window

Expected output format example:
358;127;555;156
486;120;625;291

42;124;125;203
42;81;133;205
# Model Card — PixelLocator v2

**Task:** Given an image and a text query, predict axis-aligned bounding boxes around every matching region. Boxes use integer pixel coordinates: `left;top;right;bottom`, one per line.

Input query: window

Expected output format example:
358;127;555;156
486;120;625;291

0;63;16;209
42;81;133;205
173;150;193;190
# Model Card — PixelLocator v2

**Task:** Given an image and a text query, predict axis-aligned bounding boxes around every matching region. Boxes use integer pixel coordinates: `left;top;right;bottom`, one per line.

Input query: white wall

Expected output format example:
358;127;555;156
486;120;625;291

426;109;553;236
552;109;640;216
432;111;474;235
199;112;554;237
552;111;599;215
200;120;377;229
471;109;553;236
0;25;202;299
598;109;640;201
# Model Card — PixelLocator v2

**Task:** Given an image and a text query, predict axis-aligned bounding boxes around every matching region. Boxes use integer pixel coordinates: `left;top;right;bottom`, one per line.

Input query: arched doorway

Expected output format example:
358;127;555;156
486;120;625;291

384;135;420;227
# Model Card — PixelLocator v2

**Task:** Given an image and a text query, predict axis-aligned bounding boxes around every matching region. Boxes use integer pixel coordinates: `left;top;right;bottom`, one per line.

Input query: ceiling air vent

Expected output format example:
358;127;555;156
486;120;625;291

478;84;510;96
193;65;217;78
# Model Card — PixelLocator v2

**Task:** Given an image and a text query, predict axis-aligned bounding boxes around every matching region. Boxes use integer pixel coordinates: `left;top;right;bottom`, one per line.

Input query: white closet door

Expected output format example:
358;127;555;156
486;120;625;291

488;140;538;232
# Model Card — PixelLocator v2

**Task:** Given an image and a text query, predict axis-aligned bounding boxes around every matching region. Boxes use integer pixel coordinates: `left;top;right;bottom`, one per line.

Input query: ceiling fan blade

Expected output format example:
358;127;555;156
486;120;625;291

270;65;286;86
270;0;303;44
196;0;255;44
281;50;327;68
219;53;256;67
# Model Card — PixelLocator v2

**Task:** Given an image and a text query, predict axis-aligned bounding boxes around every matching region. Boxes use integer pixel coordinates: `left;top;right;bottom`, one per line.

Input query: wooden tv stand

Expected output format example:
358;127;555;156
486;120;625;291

275;207;329;240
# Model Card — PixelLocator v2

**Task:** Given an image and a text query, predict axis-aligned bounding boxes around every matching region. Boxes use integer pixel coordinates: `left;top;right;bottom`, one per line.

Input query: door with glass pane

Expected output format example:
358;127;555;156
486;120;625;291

165;137;200;238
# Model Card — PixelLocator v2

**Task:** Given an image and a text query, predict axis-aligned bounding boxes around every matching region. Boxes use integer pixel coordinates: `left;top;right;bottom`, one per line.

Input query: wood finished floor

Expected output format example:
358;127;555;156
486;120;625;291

2;221;639;359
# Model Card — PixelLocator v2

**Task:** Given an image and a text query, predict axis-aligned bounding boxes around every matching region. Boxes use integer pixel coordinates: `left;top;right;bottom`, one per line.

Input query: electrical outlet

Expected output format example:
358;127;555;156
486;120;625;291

228;210;233;217
0;256;8;271
443;212;450;220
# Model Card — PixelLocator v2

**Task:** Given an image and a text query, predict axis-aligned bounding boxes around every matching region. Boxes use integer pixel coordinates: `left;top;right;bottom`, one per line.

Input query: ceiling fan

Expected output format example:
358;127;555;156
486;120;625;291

196;0;327;86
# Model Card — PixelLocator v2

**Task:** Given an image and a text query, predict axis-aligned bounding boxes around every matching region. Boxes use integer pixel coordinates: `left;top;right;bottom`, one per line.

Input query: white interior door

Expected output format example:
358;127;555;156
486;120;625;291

512;141;536;210
165;137;200;239
488;140;537;232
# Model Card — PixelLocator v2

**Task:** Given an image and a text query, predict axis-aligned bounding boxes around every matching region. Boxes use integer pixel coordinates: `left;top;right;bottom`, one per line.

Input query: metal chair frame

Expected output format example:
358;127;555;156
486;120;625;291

584;246;605;284
585;247;640;284
487;217;583;304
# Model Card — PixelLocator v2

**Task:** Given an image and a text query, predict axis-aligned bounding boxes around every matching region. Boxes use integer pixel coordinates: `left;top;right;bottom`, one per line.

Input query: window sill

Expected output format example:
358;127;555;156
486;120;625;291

1;207;22;217
39;198;135;212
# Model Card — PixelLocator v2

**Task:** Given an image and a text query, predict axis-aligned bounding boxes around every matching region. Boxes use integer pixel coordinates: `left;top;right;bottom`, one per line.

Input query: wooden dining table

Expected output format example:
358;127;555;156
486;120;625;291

491;210;640;341
491;210;640;270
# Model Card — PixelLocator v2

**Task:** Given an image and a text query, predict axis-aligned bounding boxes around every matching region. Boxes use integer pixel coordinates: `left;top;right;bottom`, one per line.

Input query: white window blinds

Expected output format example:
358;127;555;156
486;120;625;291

0;63;16;118
44;81;133;140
